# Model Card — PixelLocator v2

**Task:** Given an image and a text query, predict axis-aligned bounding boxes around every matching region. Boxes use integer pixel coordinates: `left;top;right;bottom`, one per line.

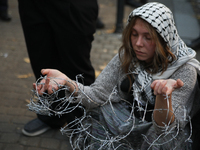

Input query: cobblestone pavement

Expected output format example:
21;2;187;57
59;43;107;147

0;0;200;150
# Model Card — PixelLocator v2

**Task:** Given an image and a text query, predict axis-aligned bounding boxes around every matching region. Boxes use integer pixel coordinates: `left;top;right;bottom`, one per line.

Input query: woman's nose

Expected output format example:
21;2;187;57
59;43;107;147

136;36;143;46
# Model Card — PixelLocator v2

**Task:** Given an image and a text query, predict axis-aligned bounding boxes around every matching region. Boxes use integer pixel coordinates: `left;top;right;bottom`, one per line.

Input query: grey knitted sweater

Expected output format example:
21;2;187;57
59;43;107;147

76;54;200;149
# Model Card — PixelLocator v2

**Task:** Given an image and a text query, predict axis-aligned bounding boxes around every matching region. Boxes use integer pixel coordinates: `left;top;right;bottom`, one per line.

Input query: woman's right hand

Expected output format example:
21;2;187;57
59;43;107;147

151;79;184;96
33;69;74;95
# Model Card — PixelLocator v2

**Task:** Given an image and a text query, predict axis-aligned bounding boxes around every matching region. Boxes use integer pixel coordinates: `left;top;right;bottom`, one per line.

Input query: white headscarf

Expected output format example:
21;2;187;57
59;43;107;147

127;2;200;105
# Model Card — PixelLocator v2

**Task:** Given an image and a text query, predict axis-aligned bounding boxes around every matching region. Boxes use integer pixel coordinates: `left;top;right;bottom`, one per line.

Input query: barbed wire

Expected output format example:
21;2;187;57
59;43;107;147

27;76;193;149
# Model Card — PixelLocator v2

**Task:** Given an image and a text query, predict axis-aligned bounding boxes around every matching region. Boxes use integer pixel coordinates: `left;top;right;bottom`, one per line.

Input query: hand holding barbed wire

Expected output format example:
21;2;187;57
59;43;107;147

151;79;184;95
28;74;193;149
33;69;77;95
151;79;184;126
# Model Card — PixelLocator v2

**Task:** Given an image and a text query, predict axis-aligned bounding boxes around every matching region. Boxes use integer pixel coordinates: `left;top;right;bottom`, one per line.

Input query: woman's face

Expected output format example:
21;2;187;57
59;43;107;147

131;18;156;63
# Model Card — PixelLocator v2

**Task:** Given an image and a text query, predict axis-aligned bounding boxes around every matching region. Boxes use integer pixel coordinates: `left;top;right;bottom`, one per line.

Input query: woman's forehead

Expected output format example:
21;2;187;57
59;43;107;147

132;19;150;33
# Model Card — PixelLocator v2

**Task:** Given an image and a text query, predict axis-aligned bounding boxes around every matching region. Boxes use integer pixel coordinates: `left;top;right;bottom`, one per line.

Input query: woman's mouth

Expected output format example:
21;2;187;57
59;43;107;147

135;50;144;55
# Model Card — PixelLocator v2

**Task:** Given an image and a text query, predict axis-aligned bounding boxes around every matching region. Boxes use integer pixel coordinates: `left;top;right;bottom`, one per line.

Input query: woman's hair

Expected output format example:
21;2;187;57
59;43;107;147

119;16;176;75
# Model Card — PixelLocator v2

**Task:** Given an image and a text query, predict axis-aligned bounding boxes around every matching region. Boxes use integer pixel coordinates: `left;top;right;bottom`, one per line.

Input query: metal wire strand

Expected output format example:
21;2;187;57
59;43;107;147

27;76;193;150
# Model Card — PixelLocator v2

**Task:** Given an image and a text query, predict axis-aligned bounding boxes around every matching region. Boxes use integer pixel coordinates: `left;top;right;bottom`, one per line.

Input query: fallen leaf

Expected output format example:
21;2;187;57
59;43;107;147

95;70;101;78
24;57;30;63
25;99;30;103
99;64;107;70
106;28;115;34
17;73;33;79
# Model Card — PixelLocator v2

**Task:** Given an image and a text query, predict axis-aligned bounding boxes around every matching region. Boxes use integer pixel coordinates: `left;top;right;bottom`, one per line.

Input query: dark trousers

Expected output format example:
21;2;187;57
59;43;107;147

0;0;8;11
18;0;98;128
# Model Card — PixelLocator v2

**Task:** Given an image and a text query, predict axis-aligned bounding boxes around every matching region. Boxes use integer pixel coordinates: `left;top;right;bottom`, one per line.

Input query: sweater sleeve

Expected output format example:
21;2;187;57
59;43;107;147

75;54;124;109
141;64;200;149
152;63;200;135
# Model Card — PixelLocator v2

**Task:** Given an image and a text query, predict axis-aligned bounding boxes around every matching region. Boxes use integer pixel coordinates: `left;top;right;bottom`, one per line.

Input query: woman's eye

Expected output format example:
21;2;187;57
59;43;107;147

145;36;151;40
132;33;137;36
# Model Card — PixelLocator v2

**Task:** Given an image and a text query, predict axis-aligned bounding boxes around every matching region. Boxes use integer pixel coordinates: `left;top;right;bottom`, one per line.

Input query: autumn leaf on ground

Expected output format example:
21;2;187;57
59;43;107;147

95;70;101;78
24;57;30;63
17;73;33;78
99;64;107;70
106;28;115;34
25;99;30;103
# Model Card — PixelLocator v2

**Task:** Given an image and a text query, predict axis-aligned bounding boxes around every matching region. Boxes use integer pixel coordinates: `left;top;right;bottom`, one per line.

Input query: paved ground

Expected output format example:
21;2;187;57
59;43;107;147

0;0;200;150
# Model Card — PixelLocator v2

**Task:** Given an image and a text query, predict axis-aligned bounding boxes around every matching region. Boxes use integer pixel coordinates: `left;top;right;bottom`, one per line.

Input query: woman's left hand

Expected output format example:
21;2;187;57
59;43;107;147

151;79;184;95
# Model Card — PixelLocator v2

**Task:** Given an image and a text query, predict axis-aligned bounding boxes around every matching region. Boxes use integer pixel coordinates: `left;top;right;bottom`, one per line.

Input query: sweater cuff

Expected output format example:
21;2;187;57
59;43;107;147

152;114;177;135
73;82;99;109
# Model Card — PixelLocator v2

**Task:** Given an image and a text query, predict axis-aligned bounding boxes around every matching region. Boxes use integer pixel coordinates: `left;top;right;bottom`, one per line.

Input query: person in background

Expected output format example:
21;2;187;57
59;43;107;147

18;0;98;136
0;0;11;21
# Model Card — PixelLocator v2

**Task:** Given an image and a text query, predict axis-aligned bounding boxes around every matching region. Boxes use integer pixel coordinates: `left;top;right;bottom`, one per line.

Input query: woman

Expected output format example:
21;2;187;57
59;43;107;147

30;2;200;149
